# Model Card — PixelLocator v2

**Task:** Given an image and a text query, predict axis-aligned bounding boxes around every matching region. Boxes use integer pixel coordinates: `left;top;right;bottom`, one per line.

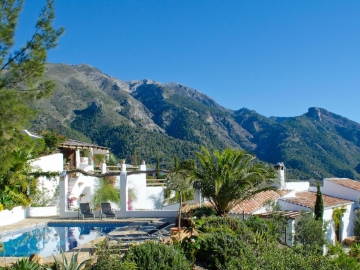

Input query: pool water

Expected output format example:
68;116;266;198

0;223;129;257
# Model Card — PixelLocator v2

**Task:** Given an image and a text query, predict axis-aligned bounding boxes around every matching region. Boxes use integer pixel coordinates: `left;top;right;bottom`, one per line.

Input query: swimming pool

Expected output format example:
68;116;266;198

0;222;130;257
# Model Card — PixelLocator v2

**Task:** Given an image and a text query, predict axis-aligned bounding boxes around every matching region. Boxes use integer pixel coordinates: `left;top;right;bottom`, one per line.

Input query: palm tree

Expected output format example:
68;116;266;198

193;147;276;216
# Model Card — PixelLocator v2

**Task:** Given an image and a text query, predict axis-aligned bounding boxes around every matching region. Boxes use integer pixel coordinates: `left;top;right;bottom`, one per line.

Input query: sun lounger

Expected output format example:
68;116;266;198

79;203;95;219
100;202;118;219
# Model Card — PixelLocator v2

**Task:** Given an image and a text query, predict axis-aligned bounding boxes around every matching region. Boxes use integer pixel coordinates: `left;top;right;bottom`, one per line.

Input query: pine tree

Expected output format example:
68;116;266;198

0;1;63;184
156;156;160;179
174;154;179;171
314;182;324;222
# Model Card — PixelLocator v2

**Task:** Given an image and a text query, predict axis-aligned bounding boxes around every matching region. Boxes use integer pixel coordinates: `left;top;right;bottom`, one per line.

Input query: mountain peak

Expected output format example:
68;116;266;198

305;107;323;121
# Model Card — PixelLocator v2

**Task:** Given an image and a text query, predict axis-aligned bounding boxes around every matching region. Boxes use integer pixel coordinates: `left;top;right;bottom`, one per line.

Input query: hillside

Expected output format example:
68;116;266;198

31;63;360;179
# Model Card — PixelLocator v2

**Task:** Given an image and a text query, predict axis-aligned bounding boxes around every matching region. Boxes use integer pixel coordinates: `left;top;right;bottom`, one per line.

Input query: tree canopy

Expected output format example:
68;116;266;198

0;0;64;172
314;182;324;221
193;147;276;216
0;0;63;208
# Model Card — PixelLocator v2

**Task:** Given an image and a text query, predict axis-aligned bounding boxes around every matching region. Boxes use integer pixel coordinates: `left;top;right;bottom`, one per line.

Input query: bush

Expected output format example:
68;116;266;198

196;231;256;269
8;258;43;270
332;253;359;270
354;210;360;239
124;241;191;270
91;239;137;270
255;243;335;270
294;211;328;252
191;206;216;218
197;216;247;235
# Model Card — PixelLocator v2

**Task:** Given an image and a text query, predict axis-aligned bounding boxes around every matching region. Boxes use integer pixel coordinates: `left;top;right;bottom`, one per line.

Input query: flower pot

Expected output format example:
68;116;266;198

170;227;184;235
170;227;190;241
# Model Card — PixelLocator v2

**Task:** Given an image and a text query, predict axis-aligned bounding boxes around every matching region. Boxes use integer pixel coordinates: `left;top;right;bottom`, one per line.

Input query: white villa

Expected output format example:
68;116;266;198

228;162;360;246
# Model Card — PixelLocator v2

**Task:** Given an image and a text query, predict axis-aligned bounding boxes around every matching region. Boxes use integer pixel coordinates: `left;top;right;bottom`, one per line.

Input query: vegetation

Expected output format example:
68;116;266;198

0;0;63;211
332;206;347;242
294;211;328;252
52;250;91;270
72;124;200;169
191;206;216;218
29;183;53;207
314;182;324;221
90;240;137;270
4;214;360;269
29;62;360;180
7;258;45;270
193;147;276;216
166;169;193;229
40;131;67;155
92;177;120;209
354;208;360;239
124;241;191;270
164;159;196;205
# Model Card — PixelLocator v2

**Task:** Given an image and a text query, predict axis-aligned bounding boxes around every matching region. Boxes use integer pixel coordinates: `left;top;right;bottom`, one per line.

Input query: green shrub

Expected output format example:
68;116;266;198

124;241;191;270
294;211;328;252
244;215;269;234
91;239;137;270
181;235;201;266
196;231;256;269
354;210;360;239
197;216;247;235
331;253;360;270
191;206;216;218
53;250;91;270
8;258;44;270
349;243;360;259
254;243;335;270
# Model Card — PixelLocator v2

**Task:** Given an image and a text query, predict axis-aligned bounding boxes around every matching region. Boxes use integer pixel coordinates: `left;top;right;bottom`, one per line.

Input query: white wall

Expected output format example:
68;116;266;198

285;182;310;191
0;206;25;226
70;173;97;208
30;153;63;203
279;198;354;244
115;209;177;218
126;164;165;210
278;199;312;212
322;180;360;207
323;208;336;245
27;206;57;217
127;168;147;209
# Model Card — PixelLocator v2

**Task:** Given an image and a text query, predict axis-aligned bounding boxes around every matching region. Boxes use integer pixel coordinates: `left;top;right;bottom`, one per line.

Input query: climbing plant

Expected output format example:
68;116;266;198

332;206;347;242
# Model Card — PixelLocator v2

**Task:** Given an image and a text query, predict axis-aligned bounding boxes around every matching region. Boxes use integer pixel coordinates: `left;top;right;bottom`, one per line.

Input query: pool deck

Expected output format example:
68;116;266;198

0;216;170;234
0;216;175;267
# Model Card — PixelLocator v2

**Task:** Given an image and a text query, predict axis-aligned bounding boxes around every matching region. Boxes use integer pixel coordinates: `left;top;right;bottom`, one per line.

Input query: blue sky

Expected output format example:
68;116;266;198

17;1;360;122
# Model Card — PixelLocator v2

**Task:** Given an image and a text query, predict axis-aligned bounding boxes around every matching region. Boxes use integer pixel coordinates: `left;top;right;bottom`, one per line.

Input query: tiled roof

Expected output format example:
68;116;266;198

60;139;109;150
229;189;292;214
280;191;353;209
256;210;301;220
327;178;360;192
181;202;212;214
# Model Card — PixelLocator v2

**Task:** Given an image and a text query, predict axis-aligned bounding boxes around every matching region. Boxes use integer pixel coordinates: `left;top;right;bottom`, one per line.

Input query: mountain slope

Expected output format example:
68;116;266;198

31;63;360;180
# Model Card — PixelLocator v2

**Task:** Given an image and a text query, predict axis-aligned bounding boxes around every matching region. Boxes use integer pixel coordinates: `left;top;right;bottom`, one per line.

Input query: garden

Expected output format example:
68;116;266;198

3;208;360;270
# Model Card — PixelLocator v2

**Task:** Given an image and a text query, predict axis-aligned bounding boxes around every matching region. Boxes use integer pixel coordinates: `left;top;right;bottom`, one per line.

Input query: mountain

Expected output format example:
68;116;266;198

31;63;360;180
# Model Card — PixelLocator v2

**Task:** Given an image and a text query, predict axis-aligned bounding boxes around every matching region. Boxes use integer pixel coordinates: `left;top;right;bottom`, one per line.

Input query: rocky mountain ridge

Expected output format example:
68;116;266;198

31;63;360;180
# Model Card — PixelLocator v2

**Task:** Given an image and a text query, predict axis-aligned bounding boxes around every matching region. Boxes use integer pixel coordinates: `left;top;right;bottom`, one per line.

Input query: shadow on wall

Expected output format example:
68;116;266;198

148;191;164;210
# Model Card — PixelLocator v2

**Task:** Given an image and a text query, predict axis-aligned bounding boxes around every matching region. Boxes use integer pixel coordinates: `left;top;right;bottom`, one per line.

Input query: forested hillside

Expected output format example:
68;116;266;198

31;63;360;179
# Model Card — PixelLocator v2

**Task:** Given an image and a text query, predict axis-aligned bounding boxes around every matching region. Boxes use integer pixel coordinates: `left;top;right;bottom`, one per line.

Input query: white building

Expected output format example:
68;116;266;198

226;163;360;246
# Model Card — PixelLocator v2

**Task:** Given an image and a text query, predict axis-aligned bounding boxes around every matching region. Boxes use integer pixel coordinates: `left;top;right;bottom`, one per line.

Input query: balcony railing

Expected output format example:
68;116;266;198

146;179;166;187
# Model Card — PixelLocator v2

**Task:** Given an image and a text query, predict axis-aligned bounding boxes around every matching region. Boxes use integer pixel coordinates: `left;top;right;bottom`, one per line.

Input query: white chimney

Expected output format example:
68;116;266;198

274;162;285;189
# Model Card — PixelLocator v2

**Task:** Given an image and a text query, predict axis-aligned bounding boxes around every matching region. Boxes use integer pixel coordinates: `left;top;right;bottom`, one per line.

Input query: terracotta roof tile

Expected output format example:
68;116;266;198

280;191;353;209
328;178;360;192
229;189;292;214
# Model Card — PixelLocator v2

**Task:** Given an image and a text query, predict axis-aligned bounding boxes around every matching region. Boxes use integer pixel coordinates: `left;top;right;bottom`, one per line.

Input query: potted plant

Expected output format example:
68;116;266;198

165;170;193;237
